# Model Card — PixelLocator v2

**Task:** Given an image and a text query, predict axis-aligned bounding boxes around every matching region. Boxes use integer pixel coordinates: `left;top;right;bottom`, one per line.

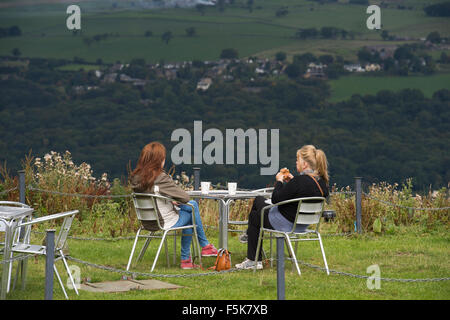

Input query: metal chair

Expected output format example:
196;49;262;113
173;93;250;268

127;193;202;272
11;210;79;299
0;201;32;293
254;197;329;276
0;201;31;244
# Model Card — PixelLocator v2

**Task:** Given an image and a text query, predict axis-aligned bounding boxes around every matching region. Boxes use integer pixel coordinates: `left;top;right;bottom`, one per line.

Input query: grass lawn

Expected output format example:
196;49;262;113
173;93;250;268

4;225;449;300
0;0;449;63
328;73;450;102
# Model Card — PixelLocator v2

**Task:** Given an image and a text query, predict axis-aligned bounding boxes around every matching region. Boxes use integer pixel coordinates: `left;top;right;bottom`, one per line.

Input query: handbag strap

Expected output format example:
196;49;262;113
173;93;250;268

306;174;324;197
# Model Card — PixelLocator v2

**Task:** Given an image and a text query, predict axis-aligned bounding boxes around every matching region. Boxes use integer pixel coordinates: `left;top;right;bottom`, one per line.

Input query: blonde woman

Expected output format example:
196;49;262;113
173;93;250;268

236;145;330;270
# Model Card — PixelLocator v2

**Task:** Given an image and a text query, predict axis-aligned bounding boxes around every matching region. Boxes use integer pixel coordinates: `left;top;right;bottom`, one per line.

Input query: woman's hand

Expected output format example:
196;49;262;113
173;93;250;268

172;201;179;206
276;172;284;182
276;170;293;183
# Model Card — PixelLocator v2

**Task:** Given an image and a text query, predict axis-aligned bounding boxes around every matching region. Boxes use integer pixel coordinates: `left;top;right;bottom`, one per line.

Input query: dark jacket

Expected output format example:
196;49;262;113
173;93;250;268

271;174;329;223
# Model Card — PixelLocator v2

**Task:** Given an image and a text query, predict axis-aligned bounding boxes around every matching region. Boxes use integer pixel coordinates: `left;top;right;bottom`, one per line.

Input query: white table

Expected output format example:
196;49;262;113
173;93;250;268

0;206;33;299
188;190;271;250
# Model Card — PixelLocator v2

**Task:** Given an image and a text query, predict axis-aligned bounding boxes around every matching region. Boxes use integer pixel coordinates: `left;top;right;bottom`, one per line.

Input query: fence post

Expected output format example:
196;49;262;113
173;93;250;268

276;237;285;300
193;167;200;191
18;170;25;204
45;229;56;300
355;177;362;234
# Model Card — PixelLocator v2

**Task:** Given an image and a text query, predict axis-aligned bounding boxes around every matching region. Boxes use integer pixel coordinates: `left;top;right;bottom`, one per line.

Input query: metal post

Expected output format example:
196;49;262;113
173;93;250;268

193;167;200;205
276;237;285;300
193;167;200;191
45;229;55;300
355;177;362;234
18;170;25;204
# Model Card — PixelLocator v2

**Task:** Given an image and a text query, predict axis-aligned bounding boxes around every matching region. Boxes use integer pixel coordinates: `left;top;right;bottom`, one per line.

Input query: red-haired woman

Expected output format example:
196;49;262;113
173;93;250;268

130;142;217;269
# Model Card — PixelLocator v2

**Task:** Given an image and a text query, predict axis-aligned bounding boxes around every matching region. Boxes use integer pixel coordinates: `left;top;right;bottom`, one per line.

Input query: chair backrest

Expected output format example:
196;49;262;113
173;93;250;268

55;212;77;251
18;210;78;252
132;193;161;222
294;197;325;226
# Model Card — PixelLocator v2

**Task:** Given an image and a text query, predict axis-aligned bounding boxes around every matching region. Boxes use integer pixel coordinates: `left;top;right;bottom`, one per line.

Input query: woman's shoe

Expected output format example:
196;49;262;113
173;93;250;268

201;244;218;257
235;258;263;270
180;257;200;269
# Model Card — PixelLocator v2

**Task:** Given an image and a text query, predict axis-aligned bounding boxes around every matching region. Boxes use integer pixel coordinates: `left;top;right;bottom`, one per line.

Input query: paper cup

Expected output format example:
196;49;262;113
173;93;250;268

228;182;237;195
201;181;211;194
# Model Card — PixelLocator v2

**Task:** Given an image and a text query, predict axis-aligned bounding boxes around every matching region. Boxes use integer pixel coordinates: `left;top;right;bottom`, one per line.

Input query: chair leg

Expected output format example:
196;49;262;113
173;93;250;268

151;230;169;272
60;250;79;295
54;264;68;300
317;233;330;275
192;224;202;267
173;230;177;265
164;236;170;268
285;235;301;276
126;228;141;271
137;235;153;263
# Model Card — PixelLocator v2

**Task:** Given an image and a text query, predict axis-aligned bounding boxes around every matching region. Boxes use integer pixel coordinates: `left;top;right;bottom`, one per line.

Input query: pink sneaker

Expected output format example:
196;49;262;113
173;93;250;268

180;257;200;270
201;244;218;257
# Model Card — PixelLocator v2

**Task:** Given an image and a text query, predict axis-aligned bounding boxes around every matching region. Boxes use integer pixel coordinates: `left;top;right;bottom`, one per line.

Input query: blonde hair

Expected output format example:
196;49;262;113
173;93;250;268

297;145;329;185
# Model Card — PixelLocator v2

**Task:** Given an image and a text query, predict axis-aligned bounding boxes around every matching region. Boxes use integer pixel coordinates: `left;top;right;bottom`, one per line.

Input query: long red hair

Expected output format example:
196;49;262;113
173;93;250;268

131;142;166;191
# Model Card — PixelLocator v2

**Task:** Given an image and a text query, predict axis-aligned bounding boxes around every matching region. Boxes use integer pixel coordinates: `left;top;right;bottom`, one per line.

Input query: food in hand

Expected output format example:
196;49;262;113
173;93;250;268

280;168;292;181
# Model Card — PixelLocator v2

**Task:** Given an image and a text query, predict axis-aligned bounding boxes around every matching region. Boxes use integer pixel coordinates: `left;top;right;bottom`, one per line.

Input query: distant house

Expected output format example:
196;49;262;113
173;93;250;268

164;69;177;80
197;77;212;91
344;64;365;72
255;67;266;75
304;62;327;78
102;73;118;83
364;63;381;72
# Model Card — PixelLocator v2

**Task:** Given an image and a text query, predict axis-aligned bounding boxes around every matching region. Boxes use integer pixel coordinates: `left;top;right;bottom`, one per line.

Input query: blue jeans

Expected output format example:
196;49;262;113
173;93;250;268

172;200;209;260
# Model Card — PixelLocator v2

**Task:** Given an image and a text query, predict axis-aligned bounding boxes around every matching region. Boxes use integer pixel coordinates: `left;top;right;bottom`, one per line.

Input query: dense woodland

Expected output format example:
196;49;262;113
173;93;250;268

1;56;449;190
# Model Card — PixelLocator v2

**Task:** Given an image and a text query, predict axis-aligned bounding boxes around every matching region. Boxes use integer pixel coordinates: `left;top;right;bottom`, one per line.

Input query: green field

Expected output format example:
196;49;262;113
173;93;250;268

0;0;449;63
328;73;450;102
4;225;449;300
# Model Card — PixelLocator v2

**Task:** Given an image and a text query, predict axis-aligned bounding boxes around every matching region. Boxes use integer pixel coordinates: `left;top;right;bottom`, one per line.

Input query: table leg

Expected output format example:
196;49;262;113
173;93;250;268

1;224;12;300
218;201;224;249
219;200;230;250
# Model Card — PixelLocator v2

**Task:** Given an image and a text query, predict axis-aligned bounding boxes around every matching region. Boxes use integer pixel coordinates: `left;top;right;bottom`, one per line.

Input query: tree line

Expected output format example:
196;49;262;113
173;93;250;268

0;57;448;190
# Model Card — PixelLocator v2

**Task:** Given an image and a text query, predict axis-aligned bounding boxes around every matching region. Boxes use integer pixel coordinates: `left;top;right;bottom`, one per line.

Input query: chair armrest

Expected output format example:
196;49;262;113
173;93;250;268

133;193;198;227
18;210;78;227
259;197;326;226
133;192;178;204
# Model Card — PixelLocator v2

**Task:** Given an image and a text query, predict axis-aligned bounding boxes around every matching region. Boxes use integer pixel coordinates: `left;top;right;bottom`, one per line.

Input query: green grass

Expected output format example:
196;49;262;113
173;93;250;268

328;73;450;102
4;225;449;300
0;0;449;63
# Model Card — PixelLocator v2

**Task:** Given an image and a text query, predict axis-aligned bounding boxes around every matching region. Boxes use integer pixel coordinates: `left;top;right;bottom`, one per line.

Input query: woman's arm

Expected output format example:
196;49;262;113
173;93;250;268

271;179;298;204
156;173;190;203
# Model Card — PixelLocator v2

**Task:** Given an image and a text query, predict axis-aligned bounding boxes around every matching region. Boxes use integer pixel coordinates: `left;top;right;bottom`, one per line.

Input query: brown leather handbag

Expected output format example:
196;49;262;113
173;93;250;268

210;248;231;271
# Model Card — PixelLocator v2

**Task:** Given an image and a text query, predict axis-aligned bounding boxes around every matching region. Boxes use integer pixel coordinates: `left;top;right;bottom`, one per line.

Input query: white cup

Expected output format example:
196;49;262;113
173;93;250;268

228;182;237;195
201;181;211;194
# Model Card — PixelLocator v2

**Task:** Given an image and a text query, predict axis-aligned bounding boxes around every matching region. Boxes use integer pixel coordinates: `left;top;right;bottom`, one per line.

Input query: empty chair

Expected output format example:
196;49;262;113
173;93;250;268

127;193;201;272
11;210;79;299
254;197;329;275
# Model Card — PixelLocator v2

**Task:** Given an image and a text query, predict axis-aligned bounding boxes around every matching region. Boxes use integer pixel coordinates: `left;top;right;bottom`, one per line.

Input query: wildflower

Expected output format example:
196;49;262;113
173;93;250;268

44;154;51;162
